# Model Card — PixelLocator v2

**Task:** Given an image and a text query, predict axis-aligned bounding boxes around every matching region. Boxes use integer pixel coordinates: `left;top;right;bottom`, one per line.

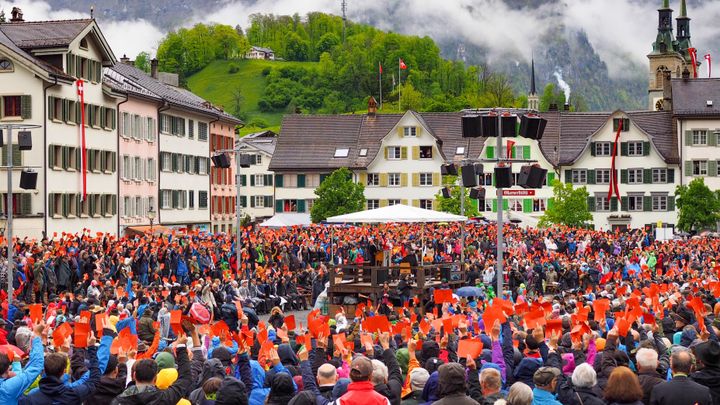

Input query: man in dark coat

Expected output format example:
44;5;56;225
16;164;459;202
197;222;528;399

651;350;712;405
691;340;720;405
85;352;128;404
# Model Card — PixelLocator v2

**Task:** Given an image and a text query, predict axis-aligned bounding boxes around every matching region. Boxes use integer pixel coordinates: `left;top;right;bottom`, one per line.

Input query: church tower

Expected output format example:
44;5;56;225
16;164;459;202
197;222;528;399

648;0;685;110
528;57;539;111
675;0;693;63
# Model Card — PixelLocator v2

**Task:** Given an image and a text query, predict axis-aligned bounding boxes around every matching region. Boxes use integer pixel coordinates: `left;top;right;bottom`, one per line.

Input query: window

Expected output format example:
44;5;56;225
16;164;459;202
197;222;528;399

188;191;194;209
0;59;13;72
254;174;265;187
146;117;156;142
613;118;630;132
334;148;349;158
533;199;546;212
283;174;298;188
511;200;523;211
594;142;612;156
359;148;368;157
122;156;131;180
628;195;643;211
596;196;610;212
388;199;401;206
255;155;262;165
419;146;433;159
123;196;132;217
135;196;143;217
455;146;465;155
420;199;433;210
403;126;417;137
481;173;493;186
198;157;208;175
628;169;643;184
652;195;668;211
134;157;142;181
306;174;320;188
160;190;172;209
146;158;155;181
188;120;195;139
627;141;644;156
571;170;587;184
479;199;493;212
198;191;208;209
121;113;131;137
419;173;433;186
596;169;611;184
388;173;401;187
367;199;380;210
692;160;708;176
198;122;208;141
254;196;265;208
652;168;667;183
159;114;171;134
79;37;88;49
367;173;379;186
387;146;401;160
2;95;21;118
692;130;708;146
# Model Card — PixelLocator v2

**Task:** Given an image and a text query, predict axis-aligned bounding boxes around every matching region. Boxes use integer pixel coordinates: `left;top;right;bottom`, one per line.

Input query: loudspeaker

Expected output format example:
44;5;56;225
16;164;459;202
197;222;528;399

462;114;482;138
441;187;451;198
480;114;497;137
519;114;548;140
494;166;512;188
480;114;517;137
376;268;389;284
20;169;37;190
18;131;32;150
441;163;457;176
470;187;486;200
473;163;484;175
211;153;231;168
239;154;253;168
518;165;547;189
461;164;477;187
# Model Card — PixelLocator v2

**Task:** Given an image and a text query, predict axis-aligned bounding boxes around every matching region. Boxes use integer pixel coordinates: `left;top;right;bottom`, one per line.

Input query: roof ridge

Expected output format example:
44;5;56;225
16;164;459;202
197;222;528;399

2;19;93;24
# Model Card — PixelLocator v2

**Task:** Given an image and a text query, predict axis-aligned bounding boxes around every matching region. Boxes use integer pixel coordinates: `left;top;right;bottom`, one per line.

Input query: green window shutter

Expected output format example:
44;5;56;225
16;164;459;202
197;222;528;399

264;196;272;207
47;96;54;120
643;169;652;183
667;168;674;183
643;196;652;212
620;169;628;184
547;172;555;185
587;197;595;212
21;194;32;215
685;130;693;146
620;142;628;156
523;145;531;159
709;160;718;177
20;95;31;119
240;196;247;208
297;199;306;213
48;145;55;168
249;196;255;208
523;199;532;213
492;200;497;212
100;107;106;128
250;175;255;186
275;174;284;187
621;197;628;211
11;144;21;166
643;141;651;156
62;194;69;217
486;146;495;159
587;170;596;185
61;99;68;122
503;199;509;210
668;196;676;211
266;174;273;185
62;146;69;169
685;161;693;176
547;198;554;210
613;119;618;132
111;195;117;215
320;174;328;184
240;175;247;186
275;199;283;213
76;148;81;171
564;170;571;184
709;131;718;146
610;197;618;211
297;174;306;188
66;53;73;75
590;142;596;156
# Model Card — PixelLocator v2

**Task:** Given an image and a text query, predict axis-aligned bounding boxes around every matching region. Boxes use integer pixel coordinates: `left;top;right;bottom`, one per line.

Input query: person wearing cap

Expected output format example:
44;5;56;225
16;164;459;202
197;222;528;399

531;367;562;405
337;355;390;405
431;362;479;405
691;340;720;404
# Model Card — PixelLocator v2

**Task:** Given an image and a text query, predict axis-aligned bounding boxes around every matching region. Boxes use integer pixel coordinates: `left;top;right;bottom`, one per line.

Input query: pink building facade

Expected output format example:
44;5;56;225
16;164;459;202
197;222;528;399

210;121;238;234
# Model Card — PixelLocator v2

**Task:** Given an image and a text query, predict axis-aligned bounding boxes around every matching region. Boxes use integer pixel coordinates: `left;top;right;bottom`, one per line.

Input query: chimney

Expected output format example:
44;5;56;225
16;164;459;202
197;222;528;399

549;103;559;111
150;58;158;79
10;7;24;22
368;96;377;116
682;67;691;79
563;103;570;111
120;54;131;65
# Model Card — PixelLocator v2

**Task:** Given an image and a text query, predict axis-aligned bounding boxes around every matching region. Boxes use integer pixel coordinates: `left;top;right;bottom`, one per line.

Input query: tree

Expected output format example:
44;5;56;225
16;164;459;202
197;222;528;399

675;178;720;232
311;167;365;223
134;52;151;73
434;173;479;217
539;180;592;227
230;85;244;118
483;73;515;107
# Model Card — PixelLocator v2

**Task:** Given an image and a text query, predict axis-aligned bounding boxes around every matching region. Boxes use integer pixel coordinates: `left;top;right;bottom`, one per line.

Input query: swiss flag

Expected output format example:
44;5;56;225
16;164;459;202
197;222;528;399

399;59;407;70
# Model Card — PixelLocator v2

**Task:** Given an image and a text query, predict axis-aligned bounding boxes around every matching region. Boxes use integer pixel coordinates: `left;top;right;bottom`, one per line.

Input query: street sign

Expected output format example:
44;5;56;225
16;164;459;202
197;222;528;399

502;189;535;197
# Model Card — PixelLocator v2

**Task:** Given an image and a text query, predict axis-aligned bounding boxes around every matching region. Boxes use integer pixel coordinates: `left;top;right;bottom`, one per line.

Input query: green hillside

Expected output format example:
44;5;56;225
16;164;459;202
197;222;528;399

187;59;317;135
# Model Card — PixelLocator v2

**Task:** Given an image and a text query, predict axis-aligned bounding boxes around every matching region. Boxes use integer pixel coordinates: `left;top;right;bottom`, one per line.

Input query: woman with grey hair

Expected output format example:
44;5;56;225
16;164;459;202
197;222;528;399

505;382;534;405
569;363;606;405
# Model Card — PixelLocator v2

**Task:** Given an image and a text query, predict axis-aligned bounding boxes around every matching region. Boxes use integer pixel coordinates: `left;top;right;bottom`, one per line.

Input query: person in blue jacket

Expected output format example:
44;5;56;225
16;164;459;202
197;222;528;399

0;324;45;405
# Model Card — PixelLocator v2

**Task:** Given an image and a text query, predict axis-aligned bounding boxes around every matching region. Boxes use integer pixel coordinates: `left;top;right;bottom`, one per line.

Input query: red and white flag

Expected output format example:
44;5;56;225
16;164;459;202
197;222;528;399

379;62;383;74
76;79;87;201
705;53;712;78
506;140;515;159
399;59;407;70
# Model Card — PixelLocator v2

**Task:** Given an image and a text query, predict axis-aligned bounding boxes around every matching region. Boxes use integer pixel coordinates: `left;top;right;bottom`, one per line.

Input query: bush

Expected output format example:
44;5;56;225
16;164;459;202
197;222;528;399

248;118;269;128
228;63;240;73
261;67;272;76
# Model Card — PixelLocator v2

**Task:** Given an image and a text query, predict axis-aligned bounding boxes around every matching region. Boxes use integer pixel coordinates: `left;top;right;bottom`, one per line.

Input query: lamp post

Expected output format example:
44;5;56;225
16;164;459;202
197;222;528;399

147;205;156;233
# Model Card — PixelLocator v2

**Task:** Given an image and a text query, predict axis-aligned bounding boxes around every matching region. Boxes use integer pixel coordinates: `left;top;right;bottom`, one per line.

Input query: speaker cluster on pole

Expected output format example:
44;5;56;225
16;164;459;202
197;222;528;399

518;164;547;189
211;153;231;168
239;154;254;168
462;112;547;140
441;163;457;176
20;169;37;190
469;187;485;200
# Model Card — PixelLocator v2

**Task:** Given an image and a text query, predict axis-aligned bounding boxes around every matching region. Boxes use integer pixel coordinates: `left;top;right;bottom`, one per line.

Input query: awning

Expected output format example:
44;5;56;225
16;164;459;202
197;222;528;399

125;225;170;234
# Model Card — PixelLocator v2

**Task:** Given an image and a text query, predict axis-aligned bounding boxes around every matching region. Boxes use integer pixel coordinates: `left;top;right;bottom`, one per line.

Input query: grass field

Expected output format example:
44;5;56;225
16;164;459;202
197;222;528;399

187;59;317;136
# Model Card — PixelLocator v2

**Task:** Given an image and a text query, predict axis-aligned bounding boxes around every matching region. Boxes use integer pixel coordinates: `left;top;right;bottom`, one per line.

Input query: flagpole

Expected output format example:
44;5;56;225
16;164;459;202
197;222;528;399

379;61;383;110
398;58;401;111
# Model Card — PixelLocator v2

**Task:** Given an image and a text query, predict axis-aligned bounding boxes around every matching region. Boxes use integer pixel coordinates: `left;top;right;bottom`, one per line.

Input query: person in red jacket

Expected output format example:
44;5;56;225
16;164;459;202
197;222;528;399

338;356;391;405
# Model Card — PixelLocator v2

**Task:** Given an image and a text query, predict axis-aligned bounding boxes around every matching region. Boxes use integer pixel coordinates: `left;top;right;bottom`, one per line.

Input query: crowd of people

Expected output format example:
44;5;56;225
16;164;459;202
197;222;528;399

0;223;718;405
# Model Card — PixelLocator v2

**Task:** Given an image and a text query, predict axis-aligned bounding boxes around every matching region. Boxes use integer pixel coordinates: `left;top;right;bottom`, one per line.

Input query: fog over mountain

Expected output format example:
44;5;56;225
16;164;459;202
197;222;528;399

7;0;720;110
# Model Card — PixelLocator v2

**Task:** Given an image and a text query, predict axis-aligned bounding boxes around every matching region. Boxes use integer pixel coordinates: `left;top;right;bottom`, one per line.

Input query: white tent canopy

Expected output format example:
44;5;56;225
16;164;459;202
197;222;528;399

507;211;540;228
259;213;312;228
326;204;467;223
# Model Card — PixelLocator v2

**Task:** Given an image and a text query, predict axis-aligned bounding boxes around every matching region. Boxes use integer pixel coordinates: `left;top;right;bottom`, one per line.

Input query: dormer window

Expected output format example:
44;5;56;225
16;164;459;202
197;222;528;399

80;37;89;50
0;59;14;72
403;126;417;137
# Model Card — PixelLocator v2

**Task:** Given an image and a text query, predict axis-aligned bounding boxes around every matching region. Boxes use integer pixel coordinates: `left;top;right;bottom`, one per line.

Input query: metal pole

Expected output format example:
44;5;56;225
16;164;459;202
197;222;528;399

5;126;14;300
235;149;242;279
460;176;465;264
495;113;504;297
